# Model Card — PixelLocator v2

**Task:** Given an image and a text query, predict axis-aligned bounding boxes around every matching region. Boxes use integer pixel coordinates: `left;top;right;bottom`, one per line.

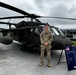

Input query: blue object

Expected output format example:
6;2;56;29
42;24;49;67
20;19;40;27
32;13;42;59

65;46;76;71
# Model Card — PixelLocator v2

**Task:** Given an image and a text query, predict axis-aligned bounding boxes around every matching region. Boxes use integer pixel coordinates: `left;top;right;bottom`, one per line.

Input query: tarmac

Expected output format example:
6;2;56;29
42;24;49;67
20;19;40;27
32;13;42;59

0;41;76;75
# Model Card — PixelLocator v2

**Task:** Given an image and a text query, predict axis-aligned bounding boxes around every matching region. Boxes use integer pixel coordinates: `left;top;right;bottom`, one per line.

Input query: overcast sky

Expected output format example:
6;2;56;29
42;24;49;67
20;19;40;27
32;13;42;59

0;0;76;28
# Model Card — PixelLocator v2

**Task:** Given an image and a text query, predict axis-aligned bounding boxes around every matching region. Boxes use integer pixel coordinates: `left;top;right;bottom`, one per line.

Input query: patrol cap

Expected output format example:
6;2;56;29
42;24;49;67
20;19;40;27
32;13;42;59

44;23;49;28
45;23;49;26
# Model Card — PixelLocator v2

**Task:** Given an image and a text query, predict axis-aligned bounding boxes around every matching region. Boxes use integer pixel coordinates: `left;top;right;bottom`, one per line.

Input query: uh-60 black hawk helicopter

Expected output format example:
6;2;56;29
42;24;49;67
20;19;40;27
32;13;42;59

0;2;73;51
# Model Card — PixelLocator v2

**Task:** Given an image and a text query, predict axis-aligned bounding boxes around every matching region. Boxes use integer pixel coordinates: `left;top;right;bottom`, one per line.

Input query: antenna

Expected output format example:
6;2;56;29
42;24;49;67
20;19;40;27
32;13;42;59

7;19;11;29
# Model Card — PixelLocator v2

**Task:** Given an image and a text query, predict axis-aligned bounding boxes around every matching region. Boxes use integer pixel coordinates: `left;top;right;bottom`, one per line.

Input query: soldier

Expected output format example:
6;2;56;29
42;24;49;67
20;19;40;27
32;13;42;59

39;24;53;67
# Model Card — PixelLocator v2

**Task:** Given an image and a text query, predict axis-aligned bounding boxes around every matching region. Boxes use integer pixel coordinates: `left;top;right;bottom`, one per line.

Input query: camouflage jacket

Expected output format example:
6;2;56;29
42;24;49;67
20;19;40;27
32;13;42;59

40;31;53;45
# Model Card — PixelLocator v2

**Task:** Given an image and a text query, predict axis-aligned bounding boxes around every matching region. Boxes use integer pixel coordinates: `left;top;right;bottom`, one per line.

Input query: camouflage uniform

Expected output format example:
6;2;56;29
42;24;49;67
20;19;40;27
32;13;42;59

40;30;53;67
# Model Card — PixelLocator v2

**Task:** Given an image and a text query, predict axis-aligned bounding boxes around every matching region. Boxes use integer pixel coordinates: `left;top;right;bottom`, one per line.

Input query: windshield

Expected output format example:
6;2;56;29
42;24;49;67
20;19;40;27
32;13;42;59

57;28;64;35
35;25;64;36
51;28;60;35
51;27;64;35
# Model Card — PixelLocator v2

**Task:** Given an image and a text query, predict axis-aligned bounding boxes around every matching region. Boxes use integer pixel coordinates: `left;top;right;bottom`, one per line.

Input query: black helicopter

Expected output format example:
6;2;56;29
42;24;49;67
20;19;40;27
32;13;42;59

0;2;73;50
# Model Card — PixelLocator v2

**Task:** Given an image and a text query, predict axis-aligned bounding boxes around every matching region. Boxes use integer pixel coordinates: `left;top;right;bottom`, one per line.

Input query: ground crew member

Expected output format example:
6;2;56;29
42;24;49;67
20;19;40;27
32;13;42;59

39;24;53;67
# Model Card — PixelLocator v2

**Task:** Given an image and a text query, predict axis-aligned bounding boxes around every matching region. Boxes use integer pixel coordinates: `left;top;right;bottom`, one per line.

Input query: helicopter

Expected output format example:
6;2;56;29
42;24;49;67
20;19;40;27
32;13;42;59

0;2;73;50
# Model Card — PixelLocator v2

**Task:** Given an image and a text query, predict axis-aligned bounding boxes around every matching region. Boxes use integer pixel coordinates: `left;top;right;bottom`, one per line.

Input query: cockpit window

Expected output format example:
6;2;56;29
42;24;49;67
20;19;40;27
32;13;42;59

35;27;40;35
52;28;60;35
34;26;63;36
51;30;55;35
51;27;64;35
38;27;43;33
57;28;64;35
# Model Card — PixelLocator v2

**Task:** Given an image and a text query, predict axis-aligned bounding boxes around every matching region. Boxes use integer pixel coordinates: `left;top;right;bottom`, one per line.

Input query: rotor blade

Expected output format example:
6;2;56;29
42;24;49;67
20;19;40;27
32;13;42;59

0;21;46;32
0;2;39;18
0;2;31;16
0;16;31;20
0;27;29;32
2;2;75;20
1;15;76;21
0;21;16;25
38;16;76;20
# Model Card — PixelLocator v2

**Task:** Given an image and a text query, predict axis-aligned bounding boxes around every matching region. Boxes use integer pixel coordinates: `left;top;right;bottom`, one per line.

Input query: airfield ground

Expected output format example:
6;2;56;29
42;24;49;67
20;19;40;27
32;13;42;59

0;41;76;75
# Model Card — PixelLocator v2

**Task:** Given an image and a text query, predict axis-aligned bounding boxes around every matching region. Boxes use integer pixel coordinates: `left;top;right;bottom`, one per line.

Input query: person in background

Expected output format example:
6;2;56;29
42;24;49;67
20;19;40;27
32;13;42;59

39;23;53;67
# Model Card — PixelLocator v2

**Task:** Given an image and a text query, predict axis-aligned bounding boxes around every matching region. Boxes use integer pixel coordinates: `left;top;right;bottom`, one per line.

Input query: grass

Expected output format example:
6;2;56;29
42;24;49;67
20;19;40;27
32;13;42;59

72;41;76;46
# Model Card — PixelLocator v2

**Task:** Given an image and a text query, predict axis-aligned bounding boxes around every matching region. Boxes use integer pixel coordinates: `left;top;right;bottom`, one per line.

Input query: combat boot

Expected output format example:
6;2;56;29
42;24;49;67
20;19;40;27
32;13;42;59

47;63;51;67
39;62;43;67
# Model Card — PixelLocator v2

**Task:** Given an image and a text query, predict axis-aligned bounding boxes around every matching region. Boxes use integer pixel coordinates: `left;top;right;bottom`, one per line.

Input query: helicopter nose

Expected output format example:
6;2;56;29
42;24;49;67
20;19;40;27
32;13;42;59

61;36;72;46
53;35;72;48
61;36;65;38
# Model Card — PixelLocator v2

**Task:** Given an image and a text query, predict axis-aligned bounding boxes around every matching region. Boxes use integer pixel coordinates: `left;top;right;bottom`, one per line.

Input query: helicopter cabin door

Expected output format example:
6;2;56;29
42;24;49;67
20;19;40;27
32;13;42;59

33;27;41;45
25;28;33;44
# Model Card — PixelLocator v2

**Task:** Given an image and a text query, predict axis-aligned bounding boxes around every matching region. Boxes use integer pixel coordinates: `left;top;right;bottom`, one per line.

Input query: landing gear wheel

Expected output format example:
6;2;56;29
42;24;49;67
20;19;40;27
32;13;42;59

20;44;27;51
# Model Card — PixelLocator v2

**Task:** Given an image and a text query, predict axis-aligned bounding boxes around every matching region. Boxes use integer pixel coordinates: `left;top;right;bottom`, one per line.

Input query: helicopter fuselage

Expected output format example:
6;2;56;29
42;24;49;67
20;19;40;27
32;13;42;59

9;25;72;50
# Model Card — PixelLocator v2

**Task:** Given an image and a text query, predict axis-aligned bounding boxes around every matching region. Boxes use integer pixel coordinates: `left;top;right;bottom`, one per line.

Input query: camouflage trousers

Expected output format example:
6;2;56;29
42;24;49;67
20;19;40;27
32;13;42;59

40;44;51;65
